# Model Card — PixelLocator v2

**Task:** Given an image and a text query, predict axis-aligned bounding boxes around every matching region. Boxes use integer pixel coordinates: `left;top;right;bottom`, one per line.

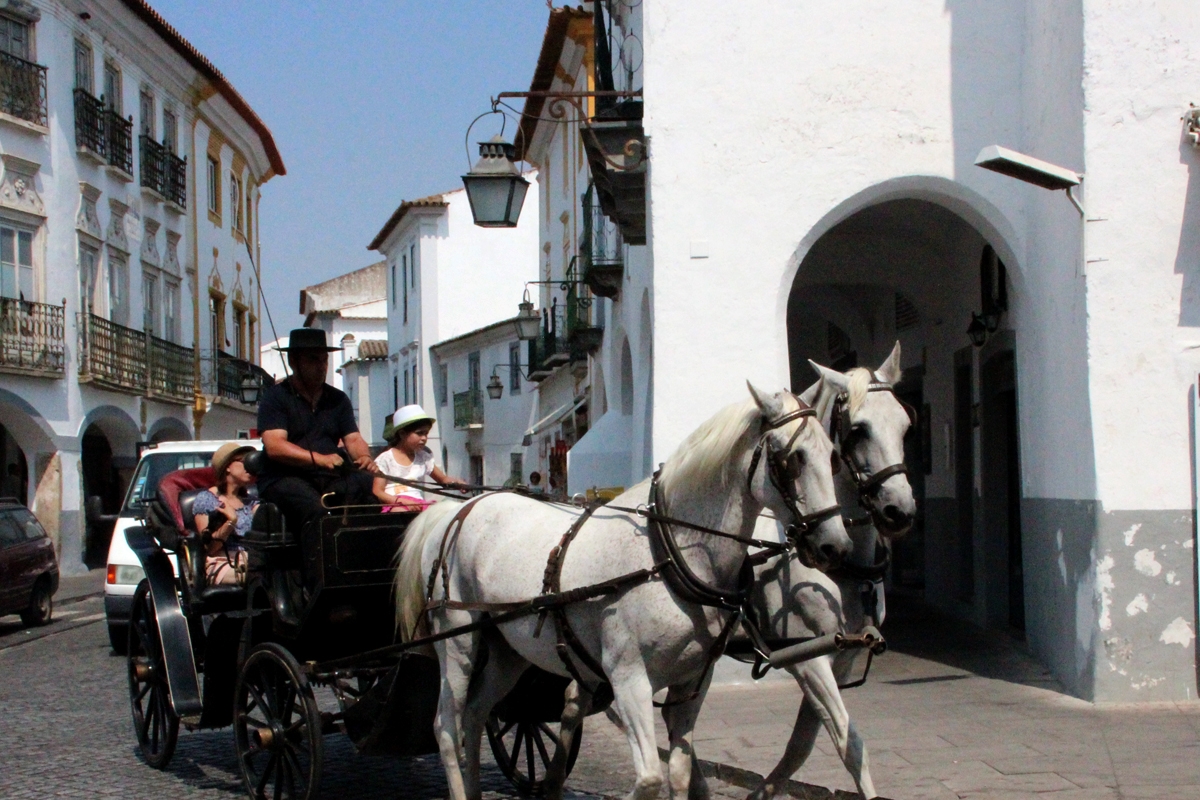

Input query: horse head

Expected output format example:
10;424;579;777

746;382;852;570
804;342;917;539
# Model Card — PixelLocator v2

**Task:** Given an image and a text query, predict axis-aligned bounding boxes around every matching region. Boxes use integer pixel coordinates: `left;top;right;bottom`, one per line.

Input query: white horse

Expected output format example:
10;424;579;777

728;344;917;800
395;384;853;800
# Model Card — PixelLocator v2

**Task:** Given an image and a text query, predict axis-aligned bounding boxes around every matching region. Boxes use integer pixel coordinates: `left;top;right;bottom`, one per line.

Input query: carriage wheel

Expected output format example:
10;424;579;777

486;714;582;796
127;582;179;769
234;643;323;800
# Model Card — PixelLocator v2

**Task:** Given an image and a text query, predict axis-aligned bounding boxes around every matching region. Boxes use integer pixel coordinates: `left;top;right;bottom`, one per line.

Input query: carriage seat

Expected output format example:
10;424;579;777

177;487;246;614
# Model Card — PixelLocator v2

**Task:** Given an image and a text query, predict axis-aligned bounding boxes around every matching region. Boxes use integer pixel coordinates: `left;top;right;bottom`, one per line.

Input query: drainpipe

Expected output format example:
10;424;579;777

190;98;205;438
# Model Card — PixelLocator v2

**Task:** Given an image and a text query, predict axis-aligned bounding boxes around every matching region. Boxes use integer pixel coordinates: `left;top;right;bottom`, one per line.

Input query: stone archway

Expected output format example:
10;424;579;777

78;406;140;568
788;195;1025;633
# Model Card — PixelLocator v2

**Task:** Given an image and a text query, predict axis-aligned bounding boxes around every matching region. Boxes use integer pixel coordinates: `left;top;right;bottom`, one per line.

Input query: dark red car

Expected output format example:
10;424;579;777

0;501;58;626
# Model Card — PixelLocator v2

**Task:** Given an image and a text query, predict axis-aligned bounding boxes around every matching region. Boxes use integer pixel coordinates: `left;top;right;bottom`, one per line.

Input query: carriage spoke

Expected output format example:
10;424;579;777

537;721;562;748
508;725;524;772
257;752;278;796
284;747;307;795
497;719;516;738
134;680;151;703
531;723;553;767
525;723;537;780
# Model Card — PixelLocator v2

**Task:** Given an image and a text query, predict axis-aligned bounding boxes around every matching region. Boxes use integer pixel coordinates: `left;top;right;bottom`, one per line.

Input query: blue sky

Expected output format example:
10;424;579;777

150;1;548;334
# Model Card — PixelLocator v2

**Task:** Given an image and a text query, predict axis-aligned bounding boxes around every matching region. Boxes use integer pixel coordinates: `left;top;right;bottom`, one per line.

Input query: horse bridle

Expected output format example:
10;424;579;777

747;395;842;551
832;375;916;527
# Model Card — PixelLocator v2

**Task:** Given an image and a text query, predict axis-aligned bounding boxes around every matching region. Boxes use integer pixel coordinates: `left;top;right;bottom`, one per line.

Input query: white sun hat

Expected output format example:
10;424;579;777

383;404;437;441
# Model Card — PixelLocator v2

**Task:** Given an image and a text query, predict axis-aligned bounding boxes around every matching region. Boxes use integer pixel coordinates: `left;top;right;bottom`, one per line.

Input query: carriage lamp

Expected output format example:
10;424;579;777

462;135;530;228
486;373;504;400
966;313;988;348
239;373;264;404
515;291;540;341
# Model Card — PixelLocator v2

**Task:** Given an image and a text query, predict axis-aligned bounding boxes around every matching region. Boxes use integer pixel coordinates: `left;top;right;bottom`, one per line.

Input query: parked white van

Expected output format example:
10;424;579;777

104;439;261;652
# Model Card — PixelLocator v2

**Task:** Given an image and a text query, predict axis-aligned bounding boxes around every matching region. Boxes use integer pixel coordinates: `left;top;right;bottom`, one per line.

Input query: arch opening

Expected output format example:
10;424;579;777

788;197;1024;634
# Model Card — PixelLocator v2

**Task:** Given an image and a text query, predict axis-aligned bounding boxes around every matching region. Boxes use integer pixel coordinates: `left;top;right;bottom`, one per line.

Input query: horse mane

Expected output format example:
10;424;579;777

659;399;759;497
845;367;875;416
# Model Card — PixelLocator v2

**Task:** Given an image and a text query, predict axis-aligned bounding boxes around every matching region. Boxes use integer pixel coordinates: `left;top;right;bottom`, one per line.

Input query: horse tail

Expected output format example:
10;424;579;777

395;500;463;641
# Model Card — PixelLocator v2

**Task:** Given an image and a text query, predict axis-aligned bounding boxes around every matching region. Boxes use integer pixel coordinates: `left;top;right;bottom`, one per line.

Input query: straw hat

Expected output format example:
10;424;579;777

382;405;436;442
212;443;256;482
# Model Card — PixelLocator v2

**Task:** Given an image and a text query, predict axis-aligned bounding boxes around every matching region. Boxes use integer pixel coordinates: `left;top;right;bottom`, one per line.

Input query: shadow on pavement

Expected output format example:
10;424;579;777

882;592;1064;692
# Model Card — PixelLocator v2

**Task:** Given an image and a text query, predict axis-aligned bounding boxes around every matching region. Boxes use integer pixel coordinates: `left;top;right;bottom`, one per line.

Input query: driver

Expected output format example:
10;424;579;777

256;328;379;533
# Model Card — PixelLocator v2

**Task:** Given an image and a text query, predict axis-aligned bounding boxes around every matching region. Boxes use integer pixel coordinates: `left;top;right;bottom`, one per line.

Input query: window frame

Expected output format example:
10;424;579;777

107;251;129;325
162;107;177;153
208;291;225;353
138;87;154;138
142;269;158;335
102;60;121;114
0;221;35;302
73;38;93;92
0;13;32;61
206;156;220;216
163;277;180;343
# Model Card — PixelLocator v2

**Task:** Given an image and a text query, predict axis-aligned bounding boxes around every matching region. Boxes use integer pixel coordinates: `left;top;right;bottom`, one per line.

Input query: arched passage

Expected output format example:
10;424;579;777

788;196;1025;633
78;406;140;567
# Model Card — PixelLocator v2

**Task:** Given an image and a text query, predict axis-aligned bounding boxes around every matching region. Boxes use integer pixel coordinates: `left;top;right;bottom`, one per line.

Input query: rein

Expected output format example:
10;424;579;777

832;375;914;528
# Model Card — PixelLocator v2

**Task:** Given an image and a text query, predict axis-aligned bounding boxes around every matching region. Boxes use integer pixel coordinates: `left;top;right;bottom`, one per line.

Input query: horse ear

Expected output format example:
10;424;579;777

878;341;903;385
747;381;786;421
807;359;851;394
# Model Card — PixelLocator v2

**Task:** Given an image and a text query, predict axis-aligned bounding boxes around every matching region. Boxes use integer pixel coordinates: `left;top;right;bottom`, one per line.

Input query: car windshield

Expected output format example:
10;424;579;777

121;452;215;515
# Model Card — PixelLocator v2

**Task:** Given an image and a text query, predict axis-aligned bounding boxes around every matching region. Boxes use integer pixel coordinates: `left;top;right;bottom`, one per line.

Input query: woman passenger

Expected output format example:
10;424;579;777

192;443;259;585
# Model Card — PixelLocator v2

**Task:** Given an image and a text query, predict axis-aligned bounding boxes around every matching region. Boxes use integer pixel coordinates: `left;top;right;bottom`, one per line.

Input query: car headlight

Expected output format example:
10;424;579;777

107;565;145;585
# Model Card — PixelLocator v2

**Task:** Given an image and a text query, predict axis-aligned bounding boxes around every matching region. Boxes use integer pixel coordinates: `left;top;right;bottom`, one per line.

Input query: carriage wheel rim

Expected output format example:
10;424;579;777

234;644;322;800
126;585;177;767
487;714;582;797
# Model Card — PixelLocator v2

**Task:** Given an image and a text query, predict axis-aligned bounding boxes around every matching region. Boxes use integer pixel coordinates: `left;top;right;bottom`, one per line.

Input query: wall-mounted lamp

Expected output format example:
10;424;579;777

239;373;264;405
974;145;1083;217
462;135;529;228
966;313;988;348
485;362;533;400
514;290;540;341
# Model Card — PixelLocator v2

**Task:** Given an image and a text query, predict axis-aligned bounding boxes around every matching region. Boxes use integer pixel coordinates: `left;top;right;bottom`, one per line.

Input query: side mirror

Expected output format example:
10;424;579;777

85;495;104;524
243;450;267;477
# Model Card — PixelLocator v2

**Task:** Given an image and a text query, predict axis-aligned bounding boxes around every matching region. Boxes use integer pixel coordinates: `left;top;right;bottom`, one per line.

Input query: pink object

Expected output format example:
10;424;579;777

158;467;217;530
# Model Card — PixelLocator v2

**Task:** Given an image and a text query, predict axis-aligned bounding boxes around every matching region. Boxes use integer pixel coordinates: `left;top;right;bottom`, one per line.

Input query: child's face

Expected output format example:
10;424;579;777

401;425;432;451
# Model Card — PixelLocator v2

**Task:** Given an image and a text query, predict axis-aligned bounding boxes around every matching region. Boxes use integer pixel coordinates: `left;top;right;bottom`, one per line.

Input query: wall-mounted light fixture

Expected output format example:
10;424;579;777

974;145;1083;216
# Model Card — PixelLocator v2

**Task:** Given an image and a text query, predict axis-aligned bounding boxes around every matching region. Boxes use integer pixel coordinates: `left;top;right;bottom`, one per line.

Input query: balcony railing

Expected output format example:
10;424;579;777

0;298;64;377
74;88;106;155
78;312;147;393
565;258;603;355
0;50;47;127
139;134;165;195
528;305;569;382
148;335;193;402
105;108;133;175
580;184;624;298
201;350;270;404
164;150;187;208
453;389;484;430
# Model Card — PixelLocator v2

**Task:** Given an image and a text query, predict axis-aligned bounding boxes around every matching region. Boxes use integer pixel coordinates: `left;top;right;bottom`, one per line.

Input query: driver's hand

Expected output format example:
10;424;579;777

355;455;379;474
317;452;344;470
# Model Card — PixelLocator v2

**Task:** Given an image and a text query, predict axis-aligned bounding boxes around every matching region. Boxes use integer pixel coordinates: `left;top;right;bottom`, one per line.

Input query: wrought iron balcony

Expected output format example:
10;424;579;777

581;101;646;246
105;108;134;175
201;350;270;405
78;312;148;393
0;298;64;377
453;389;484;430
139;135;165;196
0;50;47;128
148;335;193;402
163;150;187;208
580;184;624;299
565;259;603;355
527;305;569;382
74;88;106;156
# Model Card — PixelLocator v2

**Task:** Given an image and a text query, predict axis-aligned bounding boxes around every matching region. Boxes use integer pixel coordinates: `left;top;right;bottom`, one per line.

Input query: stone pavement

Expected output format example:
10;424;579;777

573;597;1200;799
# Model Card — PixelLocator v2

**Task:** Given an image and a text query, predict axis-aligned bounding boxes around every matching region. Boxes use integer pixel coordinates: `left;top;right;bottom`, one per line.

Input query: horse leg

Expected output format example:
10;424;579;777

609;666;665;800
794;657;876;799
661;680;711;800
745;688;821;800
461;632;528;800
543;680;593;800
433;621;481;800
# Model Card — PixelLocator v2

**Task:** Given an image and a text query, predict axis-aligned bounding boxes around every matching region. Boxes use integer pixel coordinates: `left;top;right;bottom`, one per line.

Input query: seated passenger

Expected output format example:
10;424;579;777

192;443;259;586
373;405;464;511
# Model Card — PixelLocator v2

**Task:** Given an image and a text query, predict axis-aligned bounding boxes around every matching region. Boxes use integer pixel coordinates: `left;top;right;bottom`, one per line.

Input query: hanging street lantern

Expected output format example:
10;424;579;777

514;291;540;341
462;135;529;228
239;372;264;405
486;373;504;400
966;313;988;348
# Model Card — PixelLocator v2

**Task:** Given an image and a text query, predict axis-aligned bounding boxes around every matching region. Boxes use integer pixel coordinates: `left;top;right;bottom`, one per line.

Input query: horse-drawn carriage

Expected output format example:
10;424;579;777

123;454;580;800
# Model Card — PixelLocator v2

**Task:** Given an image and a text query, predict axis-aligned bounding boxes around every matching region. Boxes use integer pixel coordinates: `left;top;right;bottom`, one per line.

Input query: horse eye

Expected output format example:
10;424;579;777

786;453;804;479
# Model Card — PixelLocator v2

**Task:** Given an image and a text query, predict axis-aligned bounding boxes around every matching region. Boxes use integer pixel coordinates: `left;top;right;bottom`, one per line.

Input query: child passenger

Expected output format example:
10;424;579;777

373;405;464;511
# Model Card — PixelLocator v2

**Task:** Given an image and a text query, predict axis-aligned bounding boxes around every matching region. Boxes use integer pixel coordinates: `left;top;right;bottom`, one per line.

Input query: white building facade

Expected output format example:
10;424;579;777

368;184;539;465
0;0;282;572
298;261;387;392
492;1;1200;702
429;318;536;487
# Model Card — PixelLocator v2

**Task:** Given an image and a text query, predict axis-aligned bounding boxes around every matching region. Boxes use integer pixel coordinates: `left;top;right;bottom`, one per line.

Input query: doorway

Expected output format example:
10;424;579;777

81;424;121;567
981;348;1024;631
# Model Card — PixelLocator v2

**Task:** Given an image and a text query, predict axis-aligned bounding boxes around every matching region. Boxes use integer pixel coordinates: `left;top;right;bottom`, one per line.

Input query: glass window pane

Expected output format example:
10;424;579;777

1;227;14;265
17;230;32;266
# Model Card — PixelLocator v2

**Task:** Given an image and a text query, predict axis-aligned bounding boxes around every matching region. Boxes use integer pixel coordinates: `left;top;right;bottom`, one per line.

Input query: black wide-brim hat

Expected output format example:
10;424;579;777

276;328;343;352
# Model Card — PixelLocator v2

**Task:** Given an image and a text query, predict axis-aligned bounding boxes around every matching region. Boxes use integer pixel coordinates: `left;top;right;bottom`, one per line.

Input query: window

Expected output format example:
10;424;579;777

509;342;521;394
510;453;523;485
142;271;158;335
138;89;153;137
403;366;410;405
470;456;484;487
248;316;257;359
393;374;398;411
108;253;128;325
74;39;93;91
162;108;177;153
209;293;224;352
390;262;396;307
233;306;247;359
206;156;219;214
412;364;418;404
0;223;33;301
438;363;448;406
468;351;481;391
103;61;121;113
0;14;30;60
410;243;416;287
401;254;408;324
164;279;179;342
230;173;243;232
79;243;99;313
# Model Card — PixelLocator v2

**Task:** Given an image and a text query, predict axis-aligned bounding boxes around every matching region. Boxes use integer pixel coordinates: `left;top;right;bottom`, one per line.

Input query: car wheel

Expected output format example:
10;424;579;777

20;579;53;627
109;623;129;655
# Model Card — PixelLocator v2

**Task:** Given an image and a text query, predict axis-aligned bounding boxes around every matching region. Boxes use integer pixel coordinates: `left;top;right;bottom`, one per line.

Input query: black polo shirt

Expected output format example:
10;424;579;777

256;377;358;488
